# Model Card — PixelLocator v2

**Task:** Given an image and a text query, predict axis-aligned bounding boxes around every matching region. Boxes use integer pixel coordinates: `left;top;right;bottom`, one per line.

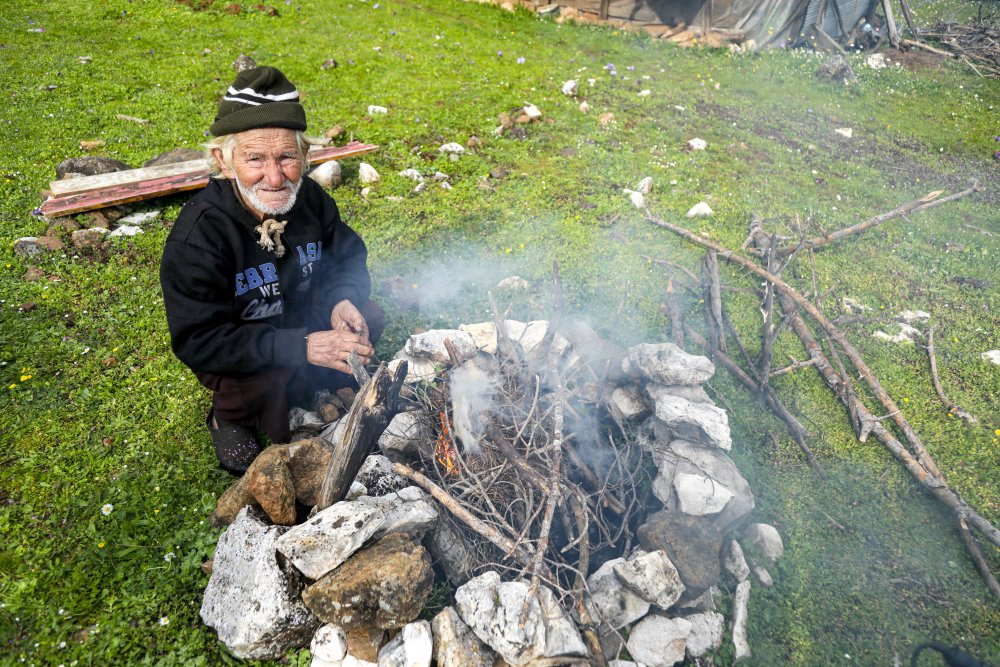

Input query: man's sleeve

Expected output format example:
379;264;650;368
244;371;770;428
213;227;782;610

160;229;308;377
310;193;373;329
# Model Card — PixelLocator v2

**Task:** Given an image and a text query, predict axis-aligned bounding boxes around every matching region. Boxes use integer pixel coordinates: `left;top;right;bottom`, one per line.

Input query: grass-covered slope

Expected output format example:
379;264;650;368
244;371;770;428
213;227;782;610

1;0;998;664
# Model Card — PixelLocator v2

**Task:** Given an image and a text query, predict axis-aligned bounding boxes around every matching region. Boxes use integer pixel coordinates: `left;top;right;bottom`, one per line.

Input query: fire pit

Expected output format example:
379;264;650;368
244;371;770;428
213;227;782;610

199;312;780;666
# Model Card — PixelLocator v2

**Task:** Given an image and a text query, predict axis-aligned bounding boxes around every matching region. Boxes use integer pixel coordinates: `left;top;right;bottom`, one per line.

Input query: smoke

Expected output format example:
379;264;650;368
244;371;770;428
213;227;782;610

449;363;496;458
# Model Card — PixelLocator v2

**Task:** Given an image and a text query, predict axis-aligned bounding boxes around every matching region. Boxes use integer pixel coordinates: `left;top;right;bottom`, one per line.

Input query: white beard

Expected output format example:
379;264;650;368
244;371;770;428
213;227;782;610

235;175;302;216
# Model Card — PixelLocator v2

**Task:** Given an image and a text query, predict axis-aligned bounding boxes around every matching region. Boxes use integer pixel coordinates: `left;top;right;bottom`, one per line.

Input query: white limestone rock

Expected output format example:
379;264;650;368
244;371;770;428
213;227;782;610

610;386;650;422
585;558;651;629
311;624;348;667
275;486;438;580
983;350;1000;365
118;210;161;225
523;103;542;120
898;309;930;323
731;580;751;661
359;163;381;184
398;168;424;182
404;330;478;364
722;539;750;583
378;411;431;461
390;353;439;384
741;523;784;564
626;615;691;667
309;161;343;189
623;189;645;209
751;565;774;588
200;507;319;660
649;393;731;451
108;225;143;237
455;571;587;666
561;80;578;96
378;620;432;667
687;138;707;150
624;343;715;385
673;472;735;516
459;322;499;354
438;142;465;154
368;105;389;115
646;383;712;405
636;176;653;195
432;607;499;667
685;611;725;658
686;202;713;217
612;549;685;610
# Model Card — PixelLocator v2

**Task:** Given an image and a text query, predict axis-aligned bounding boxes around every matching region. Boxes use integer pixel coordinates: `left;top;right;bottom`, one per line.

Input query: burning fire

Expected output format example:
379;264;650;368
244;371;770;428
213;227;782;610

435;411;459;476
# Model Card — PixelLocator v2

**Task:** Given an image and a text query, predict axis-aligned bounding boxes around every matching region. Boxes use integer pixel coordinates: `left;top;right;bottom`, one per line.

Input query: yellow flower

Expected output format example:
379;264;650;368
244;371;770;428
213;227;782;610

98;542;105;549
154;509;160;514
995;429;1000;437
20;375;31;382
8;384;15;390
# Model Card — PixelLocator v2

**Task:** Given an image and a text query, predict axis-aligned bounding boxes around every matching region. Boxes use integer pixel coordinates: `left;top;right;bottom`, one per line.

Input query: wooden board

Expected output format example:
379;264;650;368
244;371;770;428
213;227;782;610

49;159;207;197
40;141;377;218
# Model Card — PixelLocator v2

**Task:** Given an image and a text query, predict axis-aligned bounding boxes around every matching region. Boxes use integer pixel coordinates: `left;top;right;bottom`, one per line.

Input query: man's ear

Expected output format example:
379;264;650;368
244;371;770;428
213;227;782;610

212;148;235;179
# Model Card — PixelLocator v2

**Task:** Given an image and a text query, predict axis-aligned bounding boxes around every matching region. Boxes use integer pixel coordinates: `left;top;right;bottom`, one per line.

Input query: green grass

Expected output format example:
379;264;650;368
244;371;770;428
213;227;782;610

1;0;999;664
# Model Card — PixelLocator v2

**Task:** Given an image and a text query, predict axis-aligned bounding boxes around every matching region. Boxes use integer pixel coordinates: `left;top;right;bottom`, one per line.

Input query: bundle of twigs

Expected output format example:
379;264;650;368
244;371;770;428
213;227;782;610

914;9;1000;76
391;268;652;666
643;178;1000;601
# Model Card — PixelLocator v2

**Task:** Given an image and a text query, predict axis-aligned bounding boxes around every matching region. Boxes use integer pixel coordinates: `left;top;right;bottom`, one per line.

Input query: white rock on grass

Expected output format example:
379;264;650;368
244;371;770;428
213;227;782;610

585;558;651;629
275;487;438;580
685;611;725;658
438;142;465;154
497;276;530;291
636;176;653;195
741;523;784;564
523;103;542;120
673;472;735;516
108;225;143;237
561;80;578;96
455;571;587;666
686;202;713;217
626;615;691;667
898;309;931;323
368;105;388;115
579;101;591;113
309;161;343;189
398;168;424;182
687;137;707;150
311;624;349;667
982;350;1000;365
200;507;319;660
359;163;381;184
623;189;645;209
648;393;732;451
722;540;750;583
731;580;751;661
459;322;499;354
118;210;161;225
378;620;433;667
637;89;651;97
612;550;685;610
834;127;853;138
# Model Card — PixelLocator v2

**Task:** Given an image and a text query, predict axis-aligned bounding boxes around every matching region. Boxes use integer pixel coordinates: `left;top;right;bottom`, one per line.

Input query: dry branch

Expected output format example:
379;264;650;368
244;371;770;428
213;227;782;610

773;181;980;256
927;326;977;422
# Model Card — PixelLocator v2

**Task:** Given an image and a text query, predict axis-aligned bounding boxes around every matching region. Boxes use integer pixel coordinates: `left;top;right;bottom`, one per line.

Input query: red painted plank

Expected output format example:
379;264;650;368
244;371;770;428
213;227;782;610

40;141;377;218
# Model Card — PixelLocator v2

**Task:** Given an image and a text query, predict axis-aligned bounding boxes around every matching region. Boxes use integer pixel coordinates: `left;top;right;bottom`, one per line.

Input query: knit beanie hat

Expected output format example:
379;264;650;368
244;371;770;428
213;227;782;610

209;66;307;136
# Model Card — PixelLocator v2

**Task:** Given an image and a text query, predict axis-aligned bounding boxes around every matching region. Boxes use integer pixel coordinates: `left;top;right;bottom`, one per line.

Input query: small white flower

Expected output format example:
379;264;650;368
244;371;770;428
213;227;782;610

163;552;175;562
159;617;169;626
100;503;113;516
59;641;66;648
57;608;64;615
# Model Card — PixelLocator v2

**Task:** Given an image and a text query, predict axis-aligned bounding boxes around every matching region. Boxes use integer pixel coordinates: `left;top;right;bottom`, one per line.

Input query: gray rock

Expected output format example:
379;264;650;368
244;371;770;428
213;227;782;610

233;53;257;71
391;353;438;384
71;227;109;249
626;614;691;667
108;225;143;238
731;580;751;661
610;386;650;422
612;550;685;610
722;540;750;583
426;519;476;586
751;565;773;587
432;606;500;667
585;558;650;629
672;472;735;516
310;161;344;189
623;343;715;386
741;523;784;564
56;156;131;179
355;454;408;496
404;330;477;364
816;54;856;84
645;382;712;405
200;507;319;660
117;210;161;226
638;511;723;598
652;440;754;534
378;620;433;667
379;411;431;461
142;148;201;167
311;624;348;667
648;392;731;450
13;237;57;257
675;586;718;613
289;407;324;433
685;611;724;658
276;486;438;580
455;571;587;666
609;662;646;667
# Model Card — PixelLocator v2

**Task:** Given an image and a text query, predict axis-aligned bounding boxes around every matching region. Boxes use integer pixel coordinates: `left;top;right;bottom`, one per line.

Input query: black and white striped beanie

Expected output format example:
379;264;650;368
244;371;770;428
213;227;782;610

209;66;307;136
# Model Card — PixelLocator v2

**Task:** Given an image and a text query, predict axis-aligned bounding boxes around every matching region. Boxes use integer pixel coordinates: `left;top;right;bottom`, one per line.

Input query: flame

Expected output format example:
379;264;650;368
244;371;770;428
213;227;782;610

435;411;459;476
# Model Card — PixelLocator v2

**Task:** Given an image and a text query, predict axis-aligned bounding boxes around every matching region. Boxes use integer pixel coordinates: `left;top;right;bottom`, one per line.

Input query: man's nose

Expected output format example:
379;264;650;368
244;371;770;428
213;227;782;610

263;160;285;188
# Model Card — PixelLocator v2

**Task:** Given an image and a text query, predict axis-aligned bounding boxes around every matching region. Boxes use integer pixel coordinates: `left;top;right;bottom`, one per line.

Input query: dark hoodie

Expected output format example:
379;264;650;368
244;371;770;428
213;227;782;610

160;177;371;378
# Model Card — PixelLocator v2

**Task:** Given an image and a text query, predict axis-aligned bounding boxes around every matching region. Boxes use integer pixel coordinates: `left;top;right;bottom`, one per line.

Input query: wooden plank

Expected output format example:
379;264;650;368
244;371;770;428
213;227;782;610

49;141;376;198
50;159;206;197
40;142;377;218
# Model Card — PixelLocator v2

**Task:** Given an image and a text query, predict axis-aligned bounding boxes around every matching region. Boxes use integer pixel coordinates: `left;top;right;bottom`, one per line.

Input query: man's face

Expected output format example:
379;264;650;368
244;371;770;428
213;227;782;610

215;127;304;218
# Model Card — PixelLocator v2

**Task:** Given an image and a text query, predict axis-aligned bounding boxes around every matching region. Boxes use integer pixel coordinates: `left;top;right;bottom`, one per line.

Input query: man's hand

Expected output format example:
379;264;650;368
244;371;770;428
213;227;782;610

306;329;374;374
330;299;369;342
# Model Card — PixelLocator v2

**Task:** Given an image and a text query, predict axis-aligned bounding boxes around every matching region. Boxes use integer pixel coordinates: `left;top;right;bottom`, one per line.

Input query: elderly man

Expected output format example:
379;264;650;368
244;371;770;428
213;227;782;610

160;66;383;474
